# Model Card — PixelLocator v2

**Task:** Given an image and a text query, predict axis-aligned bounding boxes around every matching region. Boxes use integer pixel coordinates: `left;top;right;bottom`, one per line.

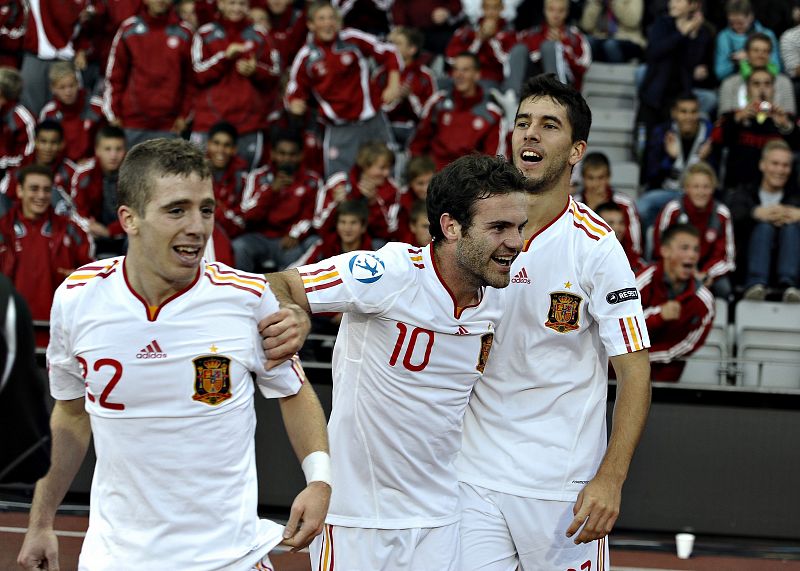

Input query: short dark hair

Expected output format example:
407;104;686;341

746;31;773;52
36;119;64;140
409;198;427;222
118;138;211;216
661;223;700;246
582;152;610;173
335;199;369;225
395;26;424;52
17;164;54;187
272;128;303;149
726;0;752;16
453;51;481;70
594;201;622;217
208;121;238;143
671;92;699;108
427;153;530;244
405;155;436;185
95;125;126;147
518;73;592;143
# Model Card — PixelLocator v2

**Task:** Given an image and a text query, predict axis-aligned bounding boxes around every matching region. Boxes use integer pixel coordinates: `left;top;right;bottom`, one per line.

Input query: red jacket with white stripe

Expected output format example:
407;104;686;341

652;196;735;281
210;155;249;239
574;187;642;256
374;59;437;128
73;0;141;73
636;263;714;374
240;164;321;240
519;24;591;89
263;4;307;72
39;89;105;162
104;12;194;130
0;100;35;170
22;0;88;59
445;18;518;84
191;18;281;134
0;0;27;67
70;159;123;236
313;167;399;241
408;85;504;170
285;28;401;125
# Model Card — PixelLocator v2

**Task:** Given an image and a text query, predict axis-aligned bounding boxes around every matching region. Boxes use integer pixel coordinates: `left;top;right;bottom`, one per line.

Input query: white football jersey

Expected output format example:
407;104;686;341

48;257;304;571
298;242;504;529
457;198;650;501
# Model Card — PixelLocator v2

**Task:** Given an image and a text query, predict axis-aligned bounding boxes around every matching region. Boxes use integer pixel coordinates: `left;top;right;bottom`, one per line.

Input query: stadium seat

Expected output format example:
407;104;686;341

609;161;641;199
681;298;731;385
582;62;639;110
587;109;636;162
734;300;800;388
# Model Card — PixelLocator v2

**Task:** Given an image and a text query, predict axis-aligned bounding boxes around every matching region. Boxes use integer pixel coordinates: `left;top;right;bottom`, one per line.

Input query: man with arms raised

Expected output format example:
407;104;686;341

456;74;652;570
267;154;530;570
18;138;330;570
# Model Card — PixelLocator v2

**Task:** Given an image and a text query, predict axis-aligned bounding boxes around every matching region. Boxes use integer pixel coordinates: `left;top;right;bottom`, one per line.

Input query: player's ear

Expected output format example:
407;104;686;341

118;205;139;236
439;213;461;242
569;140;586;167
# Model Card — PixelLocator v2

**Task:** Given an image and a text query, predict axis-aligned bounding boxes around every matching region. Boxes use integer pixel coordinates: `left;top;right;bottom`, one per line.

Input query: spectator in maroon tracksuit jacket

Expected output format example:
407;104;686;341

0;67;35;176
636;223;715;382
104;0;194;148
70;127;127;255
408;52;505;170
376;27;438;149
0;121;76;217
285;2;402;177
652;161;736;298
393;154;435;244
445;0;518;87
259;0;307;71
234;129;322;271
314;140;399;246
391;0;463;55
191;0;282;169
0;164;94;347
205;122;249;239
595;202;648;275
20;0;89;115
38;62;105;164
0;0;26;69
518;0;592;89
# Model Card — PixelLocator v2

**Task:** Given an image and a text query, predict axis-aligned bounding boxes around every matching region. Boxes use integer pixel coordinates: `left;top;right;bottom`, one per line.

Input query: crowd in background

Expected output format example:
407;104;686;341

1;0;800;380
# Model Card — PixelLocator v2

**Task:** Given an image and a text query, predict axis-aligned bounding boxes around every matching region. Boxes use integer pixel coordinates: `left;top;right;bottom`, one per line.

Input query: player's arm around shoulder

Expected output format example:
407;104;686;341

18;397;91;570
259;268;310;370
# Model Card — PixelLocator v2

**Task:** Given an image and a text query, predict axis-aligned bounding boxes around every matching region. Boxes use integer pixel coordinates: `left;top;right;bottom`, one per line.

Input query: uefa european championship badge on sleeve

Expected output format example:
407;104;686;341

349;253;385;284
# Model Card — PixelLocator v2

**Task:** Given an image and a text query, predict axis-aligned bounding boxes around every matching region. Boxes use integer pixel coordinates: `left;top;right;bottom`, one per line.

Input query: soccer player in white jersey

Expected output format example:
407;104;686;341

455;74;653;570
17;139;331;571
265;154;530;571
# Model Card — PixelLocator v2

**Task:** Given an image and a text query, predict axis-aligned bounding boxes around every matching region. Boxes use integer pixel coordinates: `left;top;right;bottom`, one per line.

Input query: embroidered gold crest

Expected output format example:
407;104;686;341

544;292;582;333
192;355;232;405
476;333;494;373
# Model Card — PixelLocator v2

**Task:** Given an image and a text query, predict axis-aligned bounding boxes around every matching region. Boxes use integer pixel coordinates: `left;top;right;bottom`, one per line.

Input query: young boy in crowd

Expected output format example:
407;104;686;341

393;154;435;243
636;223;715;382
653;161;736;298
595;201;648;274
205;122;250;239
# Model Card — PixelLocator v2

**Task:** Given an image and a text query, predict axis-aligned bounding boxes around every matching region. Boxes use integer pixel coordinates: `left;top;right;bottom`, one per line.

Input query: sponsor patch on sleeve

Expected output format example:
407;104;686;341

606;287;639;304
348;253;386;284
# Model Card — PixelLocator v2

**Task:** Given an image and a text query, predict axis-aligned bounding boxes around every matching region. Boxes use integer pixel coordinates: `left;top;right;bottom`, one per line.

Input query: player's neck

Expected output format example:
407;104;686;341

433;246;481;307
124;255;198;308
523;185;569;241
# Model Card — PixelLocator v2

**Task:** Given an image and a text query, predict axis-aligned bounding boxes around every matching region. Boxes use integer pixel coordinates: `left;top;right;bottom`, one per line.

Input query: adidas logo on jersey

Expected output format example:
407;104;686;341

137;340;167;359
456;326;469;335
511;267;531;284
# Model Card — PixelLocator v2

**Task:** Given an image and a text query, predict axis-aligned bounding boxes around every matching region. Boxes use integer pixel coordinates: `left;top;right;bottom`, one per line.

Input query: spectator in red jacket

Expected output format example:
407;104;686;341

446;0;518;88
284;1;401;177
103;0;194;148
263;0;307;71
574;151;643;258
0;164;94;347
393;154;435;243
0;120;76;216
636;223;715;382
314;140;399;246
70;126;127;255
518;0;592;89
0;0;26;69
653;161;736;298
191;0;282;169
405;198;431;247
377;27;438;148
292;198;373;266
38;61;105;164
0;67;35;176
20;0;89;115
206;122;249;239
596;201;648;274
391;0;462;55
234;129;322;271
408;52;505;170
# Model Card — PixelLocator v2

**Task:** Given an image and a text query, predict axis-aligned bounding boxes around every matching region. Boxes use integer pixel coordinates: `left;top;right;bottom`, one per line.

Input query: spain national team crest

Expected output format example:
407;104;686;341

192;355;232;405
544;292;582;333
476;333;494;373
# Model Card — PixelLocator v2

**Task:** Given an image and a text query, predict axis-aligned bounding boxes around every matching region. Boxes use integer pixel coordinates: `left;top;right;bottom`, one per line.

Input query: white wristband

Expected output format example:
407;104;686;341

301;451;332;486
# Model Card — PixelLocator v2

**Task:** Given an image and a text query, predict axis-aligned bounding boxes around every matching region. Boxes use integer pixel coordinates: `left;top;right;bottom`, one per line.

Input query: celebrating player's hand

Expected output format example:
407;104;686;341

280;481;332;551
259;306;310;369
565;473;622;544
17;527;59;570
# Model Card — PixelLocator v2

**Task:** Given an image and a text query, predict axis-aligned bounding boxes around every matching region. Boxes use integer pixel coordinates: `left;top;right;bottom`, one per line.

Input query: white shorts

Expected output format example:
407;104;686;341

459;482;610;571
309;522;461;571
